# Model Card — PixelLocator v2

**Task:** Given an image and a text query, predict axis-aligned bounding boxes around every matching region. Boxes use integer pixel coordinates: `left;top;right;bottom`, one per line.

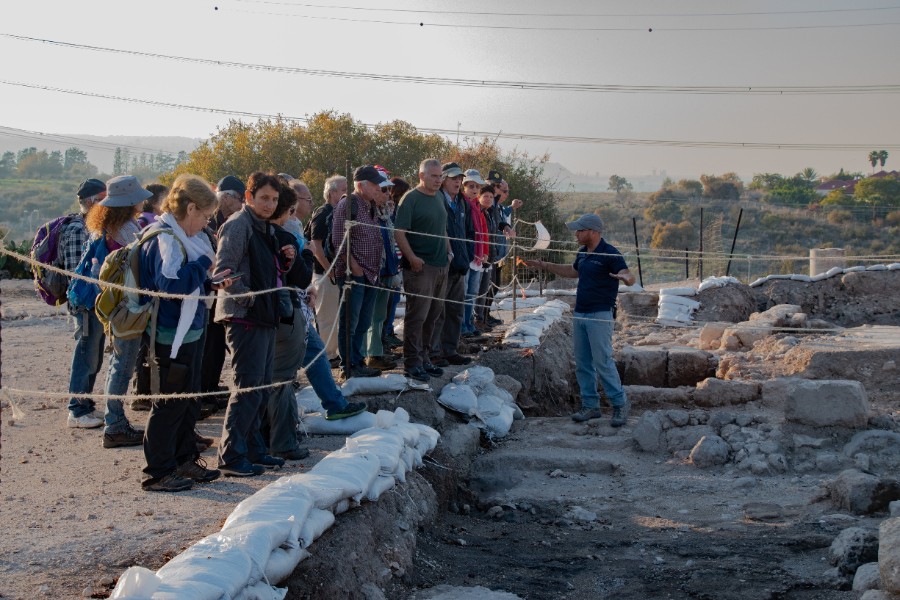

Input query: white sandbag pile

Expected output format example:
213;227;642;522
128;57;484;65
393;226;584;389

503;299;571;348
110;408;440;600
656;287;700;326
437;366;524;439
750;264;899;287
296;375;432;436
494;287;577;299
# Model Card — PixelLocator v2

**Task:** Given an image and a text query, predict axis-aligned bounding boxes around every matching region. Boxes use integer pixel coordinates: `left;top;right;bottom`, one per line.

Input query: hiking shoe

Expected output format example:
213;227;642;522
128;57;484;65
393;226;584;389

404;366;430;382
443;354;472;366
253;454;285;469
487;315;503;326
103;425;144;448
130;398;152;411
422;362;444;377
429;357;450;368
366;355;398;370
571;407;603;423
383;334;403;348
328;357;343;369
68;413;103;429
220;460;265;477
194;430;214;450
610;401;630;428
351;365;381;378
274;447;311;461
143;473;193;492
325;401;367;421
176;458;220;483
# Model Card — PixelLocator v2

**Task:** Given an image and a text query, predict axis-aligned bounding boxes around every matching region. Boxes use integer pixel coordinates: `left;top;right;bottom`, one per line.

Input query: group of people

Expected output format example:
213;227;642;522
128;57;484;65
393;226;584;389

56;158;525;492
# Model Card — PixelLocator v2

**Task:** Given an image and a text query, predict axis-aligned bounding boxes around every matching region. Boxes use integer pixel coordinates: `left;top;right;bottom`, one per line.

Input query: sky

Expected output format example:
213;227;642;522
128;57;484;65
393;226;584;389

2;0;899;181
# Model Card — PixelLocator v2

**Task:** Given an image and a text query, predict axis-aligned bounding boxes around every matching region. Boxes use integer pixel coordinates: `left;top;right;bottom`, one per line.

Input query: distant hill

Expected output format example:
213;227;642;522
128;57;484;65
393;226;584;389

0;134;202;174
541;161;683;193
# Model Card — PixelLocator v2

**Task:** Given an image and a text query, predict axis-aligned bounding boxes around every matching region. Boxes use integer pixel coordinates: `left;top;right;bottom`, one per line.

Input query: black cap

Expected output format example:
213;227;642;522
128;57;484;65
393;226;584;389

353;165;388;185
76;178;106;200
217;175;246;196
486;170;504;183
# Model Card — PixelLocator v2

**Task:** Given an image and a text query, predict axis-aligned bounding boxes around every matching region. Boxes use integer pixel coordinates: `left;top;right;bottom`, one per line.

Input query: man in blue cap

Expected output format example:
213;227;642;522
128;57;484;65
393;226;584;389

524;213;635;427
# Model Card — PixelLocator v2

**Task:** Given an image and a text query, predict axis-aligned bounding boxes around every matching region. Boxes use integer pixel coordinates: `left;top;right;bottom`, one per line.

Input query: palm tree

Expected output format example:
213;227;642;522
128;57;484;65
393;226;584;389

868;150;879;173
877;150;889;168
800;167;818;184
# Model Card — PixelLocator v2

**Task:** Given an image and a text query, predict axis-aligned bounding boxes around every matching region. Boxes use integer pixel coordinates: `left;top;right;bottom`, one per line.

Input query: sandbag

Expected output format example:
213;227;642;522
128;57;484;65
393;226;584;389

298;508;335;549
367;475;397;501
697;276;740;292
110;566;160;599
310;452;380;503
295;386;323;414
659;286;697;296
437;383;478;415
341;373;408;396
155;533;261;600
264;547;310;585
232;580;288;600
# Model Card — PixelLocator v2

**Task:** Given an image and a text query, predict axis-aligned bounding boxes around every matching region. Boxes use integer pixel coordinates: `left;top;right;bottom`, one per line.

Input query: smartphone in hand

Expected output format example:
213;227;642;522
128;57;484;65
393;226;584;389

211;272;243;286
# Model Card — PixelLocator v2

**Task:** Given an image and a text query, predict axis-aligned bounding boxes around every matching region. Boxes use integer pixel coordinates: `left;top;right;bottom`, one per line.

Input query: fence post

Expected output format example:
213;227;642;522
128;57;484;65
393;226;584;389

343;159;352;376
698;207;704;280
631;217;643;288
725;208;744;277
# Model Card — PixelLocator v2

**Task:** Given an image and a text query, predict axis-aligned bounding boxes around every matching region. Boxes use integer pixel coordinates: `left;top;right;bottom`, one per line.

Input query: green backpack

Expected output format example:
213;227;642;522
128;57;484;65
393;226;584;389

95;228;185;340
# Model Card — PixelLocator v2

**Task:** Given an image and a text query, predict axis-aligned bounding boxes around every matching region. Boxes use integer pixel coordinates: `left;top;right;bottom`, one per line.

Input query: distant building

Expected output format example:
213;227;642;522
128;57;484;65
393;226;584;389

815;170;899;197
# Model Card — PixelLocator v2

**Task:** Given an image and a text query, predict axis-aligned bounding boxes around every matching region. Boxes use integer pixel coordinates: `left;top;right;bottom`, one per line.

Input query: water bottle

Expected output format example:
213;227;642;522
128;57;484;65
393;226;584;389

90;257;100;279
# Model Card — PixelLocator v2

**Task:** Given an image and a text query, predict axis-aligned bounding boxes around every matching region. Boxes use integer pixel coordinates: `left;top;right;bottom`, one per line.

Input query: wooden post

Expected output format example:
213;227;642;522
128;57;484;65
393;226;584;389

685;248;689;279
511;208;518;320
698;207;704;281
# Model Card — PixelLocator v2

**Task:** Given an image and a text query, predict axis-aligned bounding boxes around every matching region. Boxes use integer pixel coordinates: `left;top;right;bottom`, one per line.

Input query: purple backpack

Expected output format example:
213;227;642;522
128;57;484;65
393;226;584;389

31;214;77;306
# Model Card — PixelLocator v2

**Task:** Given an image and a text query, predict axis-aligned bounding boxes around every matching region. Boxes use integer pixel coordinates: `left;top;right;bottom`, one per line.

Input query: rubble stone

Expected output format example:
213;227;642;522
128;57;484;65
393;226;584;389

828;469;900;515
665;425;716;452
881;517;900;594
843;431;900;475
829;527;879;575
633;412;664;453
783;380;870;429
853;563;882;592
689;435;730;467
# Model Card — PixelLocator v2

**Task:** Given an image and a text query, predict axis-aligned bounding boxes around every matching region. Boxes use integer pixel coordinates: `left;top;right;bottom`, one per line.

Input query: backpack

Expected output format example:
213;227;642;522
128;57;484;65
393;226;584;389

66;234;110;310
324;195;358;264
95;228;185;340
30;214;78;305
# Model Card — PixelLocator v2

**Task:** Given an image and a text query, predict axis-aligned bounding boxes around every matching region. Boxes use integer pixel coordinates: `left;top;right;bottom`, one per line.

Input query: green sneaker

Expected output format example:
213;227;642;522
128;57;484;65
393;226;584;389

325;401;367;421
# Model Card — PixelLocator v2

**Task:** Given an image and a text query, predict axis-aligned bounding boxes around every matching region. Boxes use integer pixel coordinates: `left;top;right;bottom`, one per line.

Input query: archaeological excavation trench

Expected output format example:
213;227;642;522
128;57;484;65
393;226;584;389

278;278;900;600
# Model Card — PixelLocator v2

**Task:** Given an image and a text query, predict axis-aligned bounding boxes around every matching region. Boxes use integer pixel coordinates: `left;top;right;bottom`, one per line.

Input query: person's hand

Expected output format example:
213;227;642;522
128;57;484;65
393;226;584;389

504;227;517;239
523;259;542;269
281;244;296;261
408;255;425;273
305;287;318;306
610;272;630;282
511;198;523;210
210;269;234;290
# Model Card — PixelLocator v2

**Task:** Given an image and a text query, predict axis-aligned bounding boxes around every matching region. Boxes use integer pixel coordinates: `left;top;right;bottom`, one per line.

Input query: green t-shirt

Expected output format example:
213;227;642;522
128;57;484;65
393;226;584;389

394;188;448;267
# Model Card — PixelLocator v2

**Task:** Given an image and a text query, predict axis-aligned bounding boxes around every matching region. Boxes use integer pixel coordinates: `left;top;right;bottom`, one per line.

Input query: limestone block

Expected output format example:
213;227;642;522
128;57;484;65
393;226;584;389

665;425;716;452
829;527;880;575
761;377;807;409
693;378;760;408
699;322;728;350
624;385;694;406
633;412;664;453
783;380;870;429
828;469;900;515
617;346;667;387
881;517;900;594
666;409;690;427
667;347;717;387
853;563;882;592
689;435;730;467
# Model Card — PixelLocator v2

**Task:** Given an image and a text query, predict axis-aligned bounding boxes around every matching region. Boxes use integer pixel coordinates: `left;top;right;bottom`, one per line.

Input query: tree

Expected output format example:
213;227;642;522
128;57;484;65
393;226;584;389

749;173;784;191
877;150;889;169
700;173;743;200
769;175;816;206
63;147;89;171
644;200;683;223
608;174;632;194
854;174;900;207
0;151;15;177
869;150;880;173
799;167;819;185
650;221;696;250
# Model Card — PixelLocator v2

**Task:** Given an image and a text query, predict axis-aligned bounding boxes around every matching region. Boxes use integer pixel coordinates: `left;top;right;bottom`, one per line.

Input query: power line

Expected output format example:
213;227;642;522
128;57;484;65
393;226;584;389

233;1;900;19
2;33;899;96
223;6;900;32
4;80;900;152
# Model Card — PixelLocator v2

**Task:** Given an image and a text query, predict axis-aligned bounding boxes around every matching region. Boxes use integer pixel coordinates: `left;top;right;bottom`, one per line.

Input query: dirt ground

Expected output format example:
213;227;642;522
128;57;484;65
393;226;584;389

1;277;898;599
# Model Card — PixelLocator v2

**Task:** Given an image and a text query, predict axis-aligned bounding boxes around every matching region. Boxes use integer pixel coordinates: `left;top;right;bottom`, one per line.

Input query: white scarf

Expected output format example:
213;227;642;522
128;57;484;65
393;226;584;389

158;212;215;358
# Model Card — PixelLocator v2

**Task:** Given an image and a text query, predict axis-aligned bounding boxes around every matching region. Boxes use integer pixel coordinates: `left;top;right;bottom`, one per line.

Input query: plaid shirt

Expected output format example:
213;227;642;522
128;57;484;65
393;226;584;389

57;215;88;273
332;193;383;284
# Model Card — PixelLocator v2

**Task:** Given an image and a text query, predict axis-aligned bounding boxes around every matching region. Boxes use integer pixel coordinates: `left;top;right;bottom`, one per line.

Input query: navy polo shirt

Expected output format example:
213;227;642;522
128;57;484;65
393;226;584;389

572;239;628;313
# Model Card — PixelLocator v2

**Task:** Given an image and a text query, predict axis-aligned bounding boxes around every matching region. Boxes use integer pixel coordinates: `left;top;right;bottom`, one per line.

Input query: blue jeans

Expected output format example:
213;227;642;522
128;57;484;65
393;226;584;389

337;275;378;368
462;267;482;334
67;309;106;417
302;326;347;414
383;289;400;337
573;310;626;410
103;336;142;432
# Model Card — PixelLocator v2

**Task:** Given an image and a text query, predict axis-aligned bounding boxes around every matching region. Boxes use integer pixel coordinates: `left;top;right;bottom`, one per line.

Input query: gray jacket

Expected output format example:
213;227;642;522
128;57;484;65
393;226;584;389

214;205;275;323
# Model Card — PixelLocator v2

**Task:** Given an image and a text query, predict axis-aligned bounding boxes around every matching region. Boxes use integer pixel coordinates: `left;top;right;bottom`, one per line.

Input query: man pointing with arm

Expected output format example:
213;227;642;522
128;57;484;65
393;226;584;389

525;213;635;427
